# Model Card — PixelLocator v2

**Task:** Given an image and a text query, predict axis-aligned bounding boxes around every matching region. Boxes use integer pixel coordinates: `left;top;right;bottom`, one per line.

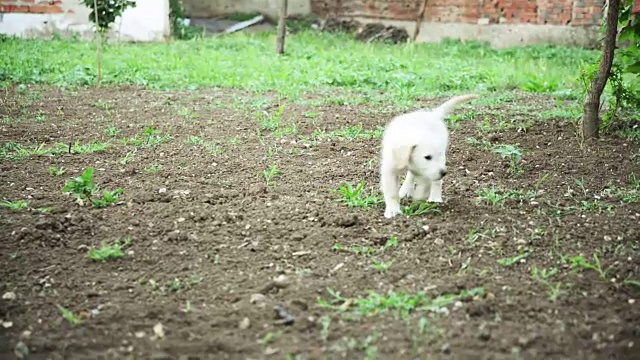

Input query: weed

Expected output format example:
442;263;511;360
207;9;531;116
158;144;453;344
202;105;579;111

256;105;284;132
466;136;493;150
530;266;563;303
497;248;532;266
206;142;225;154
88;238;130;262
104;127;119;137
144;162;163;173
186;136;203;145
492;144;525;174
319;287;484;320
258;332;277;346
62;167;123;207
475;186;534;207
335;181;383;208
0;199;29;210
48;166;66;176
402;201;442;216
119;149;136;165
320;315;331;342
57;305;81;326
263;163;282;186
370;258;393;272
465;227;496;247
569;254;612;279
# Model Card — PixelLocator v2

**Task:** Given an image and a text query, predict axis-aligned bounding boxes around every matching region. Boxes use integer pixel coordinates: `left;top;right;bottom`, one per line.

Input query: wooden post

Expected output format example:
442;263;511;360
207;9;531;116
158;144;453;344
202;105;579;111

276;0;288;55
412;0;429;42
93;0;101;86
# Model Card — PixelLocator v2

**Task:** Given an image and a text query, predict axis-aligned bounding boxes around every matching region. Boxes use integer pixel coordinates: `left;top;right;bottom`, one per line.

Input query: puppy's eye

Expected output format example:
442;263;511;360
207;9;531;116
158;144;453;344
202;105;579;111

424;155;432;160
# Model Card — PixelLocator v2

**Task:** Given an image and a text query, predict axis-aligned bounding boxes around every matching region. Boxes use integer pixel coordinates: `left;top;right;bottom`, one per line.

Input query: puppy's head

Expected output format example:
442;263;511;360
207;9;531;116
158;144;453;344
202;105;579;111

394;141;447;181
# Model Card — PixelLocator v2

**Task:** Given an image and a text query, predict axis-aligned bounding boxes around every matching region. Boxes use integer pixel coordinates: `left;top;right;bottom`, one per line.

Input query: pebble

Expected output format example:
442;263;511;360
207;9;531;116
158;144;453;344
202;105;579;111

239;317;250;329
434;238;444;246
441;343;451;354
250;293;267;307
273;275;290;289
2;292;16;300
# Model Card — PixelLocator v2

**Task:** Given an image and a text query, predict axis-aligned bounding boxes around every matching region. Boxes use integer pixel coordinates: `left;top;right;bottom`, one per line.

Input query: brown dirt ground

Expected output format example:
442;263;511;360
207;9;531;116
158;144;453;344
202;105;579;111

0;85;639;360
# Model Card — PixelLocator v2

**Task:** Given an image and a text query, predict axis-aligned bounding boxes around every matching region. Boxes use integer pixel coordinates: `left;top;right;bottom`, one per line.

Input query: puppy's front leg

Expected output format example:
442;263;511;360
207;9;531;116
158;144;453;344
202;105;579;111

398;171;414;199
412;176;430;201
427;179;443;203
381;170;402;218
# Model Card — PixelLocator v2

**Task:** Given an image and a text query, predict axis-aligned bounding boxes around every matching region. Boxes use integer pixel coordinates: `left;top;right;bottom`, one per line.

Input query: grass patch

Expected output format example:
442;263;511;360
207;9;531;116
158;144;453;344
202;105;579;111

0;33;597;103
335;181;383;208
0;199;29;210
319;287;485;320
87;239;130;262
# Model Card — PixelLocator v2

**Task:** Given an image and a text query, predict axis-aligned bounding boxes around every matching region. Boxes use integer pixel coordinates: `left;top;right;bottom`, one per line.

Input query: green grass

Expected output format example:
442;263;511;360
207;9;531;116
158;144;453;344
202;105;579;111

0;32;597;102
87;239;130;262
335;181;383;208
0;199;29;210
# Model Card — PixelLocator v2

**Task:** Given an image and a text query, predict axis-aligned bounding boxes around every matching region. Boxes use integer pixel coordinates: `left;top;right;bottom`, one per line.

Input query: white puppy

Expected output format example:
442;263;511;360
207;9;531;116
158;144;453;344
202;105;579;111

379;94;478;218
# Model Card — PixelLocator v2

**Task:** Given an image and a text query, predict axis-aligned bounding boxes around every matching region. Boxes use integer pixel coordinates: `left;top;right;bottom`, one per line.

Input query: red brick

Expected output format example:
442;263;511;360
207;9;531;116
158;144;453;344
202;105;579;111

28;4;63;13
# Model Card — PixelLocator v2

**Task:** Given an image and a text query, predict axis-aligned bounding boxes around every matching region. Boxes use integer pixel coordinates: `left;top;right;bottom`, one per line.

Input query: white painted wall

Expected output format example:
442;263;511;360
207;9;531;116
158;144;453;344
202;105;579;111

0;0;170;42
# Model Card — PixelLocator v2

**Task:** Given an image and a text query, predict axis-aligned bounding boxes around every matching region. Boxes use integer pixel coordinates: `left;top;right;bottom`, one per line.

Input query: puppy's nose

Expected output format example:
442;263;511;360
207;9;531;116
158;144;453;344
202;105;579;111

439;169;448;178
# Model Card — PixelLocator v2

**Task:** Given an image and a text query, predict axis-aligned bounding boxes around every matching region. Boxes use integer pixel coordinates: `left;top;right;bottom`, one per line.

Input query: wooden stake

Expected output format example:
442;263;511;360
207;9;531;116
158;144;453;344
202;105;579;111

276;0;288;55
93;0;101;86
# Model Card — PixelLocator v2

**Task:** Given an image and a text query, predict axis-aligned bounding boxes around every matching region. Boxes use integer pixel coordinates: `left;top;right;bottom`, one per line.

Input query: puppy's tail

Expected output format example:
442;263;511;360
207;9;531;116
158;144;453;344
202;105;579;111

432;94;479;118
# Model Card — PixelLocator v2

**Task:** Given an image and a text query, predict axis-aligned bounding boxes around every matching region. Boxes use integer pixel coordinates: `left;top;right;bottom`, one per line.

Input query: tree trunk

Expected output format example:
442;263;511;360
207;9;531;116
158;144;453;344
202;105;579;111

582;0;620;140
276;0;288;55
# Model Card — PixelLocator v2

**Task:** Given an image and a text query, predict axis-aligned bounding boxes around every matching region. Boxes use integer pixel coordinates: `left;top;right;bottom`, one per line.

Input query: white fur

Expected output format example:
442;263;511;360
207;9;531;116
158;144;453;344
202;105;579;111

379;94;479;218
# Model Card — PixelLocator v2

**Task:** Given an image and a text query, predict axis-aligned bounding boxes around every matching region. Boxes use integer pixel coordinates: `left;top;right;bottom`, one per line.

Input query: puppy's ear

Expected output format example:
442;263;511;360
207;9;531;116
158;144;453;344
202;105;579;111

392;144;416;169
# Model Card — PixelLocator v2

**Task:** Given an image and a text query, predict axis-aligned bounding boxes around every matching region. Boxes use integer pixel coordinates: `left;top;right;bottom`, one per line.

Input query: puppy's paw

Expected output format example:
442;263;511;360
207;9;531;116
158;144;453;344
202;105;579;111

384;203;403;218
398;185;410;199
427;196;443;203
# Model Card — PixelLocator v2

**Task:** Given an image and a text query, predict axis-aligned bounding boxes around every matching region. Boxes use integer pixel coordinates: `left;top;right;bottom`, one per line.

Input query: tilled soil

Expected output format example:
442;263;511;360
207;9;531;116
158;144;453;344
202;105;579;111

0;86;639;360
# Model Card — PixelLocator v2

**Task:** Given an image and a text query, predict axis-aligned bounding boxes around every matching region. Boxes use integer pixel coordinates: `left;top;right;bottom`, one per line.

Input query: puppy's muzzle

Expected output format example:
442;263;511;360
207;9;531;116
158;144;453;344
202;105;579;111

439;169;448;179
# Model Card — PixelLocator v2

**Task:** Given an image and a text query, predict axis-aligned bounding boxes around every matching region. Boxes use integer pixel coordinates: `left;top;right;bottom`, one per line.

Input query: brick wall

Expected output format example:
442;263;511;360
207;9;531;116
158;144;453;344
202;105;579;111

0;0;69;14
311;0;604;26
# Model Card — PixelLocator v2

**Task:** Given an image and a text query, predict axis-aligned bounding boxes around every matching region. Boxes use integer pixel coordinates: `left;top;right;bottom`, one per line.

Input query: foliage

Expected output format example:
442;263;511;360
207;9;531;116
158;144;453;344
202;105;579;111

582;0;640;131
62;167;123;207
169;0;203;40
81;0;136;32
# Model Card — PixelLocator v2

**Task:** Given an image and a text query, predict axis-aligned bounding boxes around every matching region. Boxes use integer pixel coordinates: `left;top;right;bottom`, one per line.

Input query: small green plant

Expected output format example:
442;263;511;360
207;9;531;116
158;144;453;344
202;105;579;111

119;149;135;165
318;287;485;320
531;266;563;303
335;181;383;208
497;248;532;267
62;167;123;207
569;254;611;279
465;227;496;247
92;189;124;208
88;238;130;261
81;0;136;32
144;162;164;173
256;105;285;132
186;136;203;145
263;163;282;186
48;166;66;176
492;144;524;174
62;168;97;204
402;201;442;216
370;258;393;272
57;305;81;326
475;186;533;207
104;127;119;137
0;199;29;210
35;113;47;123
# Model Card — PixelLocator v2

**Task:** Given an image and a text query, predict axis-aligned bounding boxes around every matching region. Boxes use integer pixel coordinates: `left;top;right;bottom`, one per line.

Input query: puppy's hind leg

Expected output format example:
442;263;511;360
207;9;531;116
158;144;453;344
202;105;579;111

381;169;403;218
398;171;415;199
427;179;443;203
